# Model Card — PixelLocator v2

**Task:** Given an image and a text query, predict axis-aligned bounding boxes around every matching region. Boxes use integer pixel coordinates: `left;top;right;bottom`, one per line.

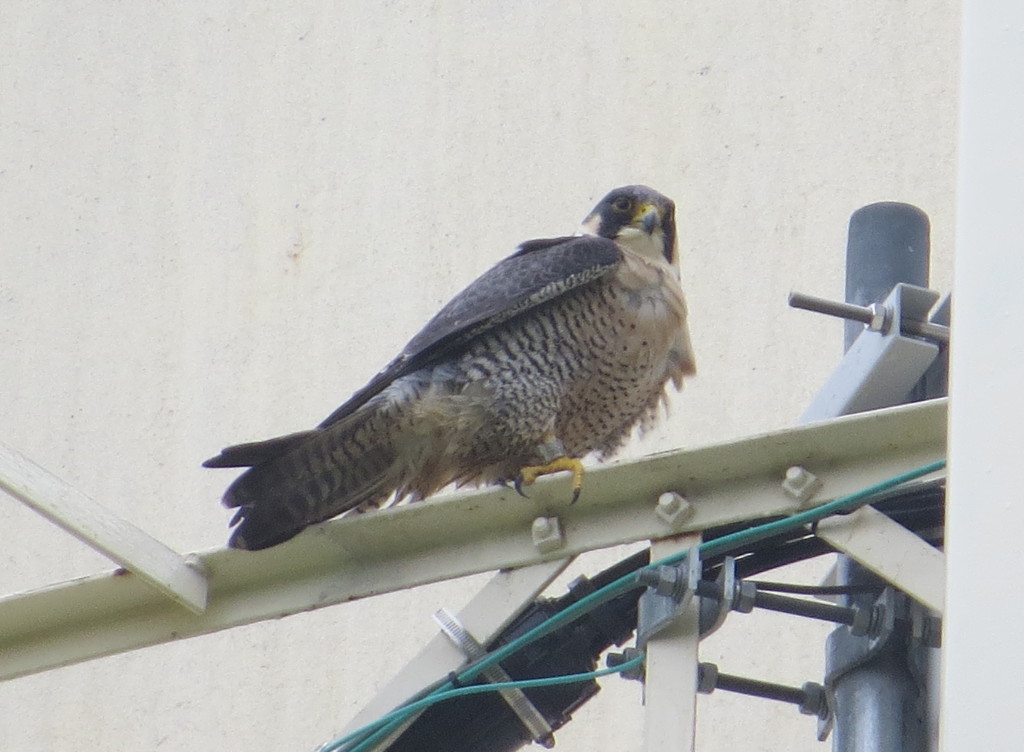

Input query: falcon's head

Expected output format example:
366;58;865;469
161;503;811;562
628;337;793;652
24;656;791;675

579;185;678;266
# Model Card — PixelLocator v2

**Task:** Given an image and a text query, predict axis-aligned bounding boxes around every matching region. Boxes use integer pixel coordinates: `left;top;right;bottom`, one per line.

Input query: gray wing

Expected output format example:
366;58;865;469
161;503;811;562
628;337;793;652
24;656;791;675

317;235;622;427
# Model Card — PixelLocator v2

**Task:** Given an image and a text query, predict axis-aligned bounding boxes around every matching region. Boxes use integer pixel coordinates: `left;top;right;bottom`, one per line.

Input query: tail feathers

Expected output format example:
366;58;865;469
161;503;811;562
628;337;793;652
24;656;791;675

211;409;401;550
202;430;318;468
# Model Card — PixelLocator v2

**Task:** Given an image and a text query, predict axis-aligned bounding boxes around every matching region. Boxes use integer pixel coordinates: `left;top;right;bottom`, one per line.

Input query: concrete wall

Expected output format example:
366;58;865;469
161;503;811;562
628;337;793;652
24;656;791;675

0;2;958;750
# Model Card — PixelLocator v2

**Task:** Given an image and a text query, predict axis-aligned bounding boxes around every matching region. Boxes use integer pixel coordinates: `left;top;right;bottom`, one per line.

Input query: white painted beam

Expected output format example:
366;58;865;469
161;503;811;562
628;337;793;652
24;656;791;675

0;399;946;682
0;441;208;613
342;557;572;744
816;503;945;613
643;535;701;752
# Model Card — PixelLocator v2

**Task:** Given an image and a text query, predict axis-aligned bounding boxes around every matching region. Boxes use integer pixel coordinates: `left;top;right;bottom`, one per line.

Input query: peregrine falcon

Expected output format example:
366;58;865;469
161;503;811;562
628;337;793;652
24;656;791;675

205;185;696;550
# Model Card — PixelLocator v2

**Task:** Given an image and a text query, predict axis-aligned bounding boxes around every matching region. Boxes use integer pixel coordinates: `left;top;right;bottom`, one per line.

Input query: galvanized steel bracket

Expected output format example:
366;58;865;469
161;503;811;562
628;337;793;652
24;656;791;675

636;547;701;650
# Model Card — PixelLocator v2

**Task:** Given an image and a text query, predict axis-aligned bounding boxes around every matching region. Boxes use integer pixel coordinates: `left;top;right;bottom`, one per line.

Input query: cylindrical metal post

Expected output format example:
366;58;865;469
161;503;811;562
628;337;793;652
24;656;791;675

844;202;930;350
831;202;933;752
829;559;929;752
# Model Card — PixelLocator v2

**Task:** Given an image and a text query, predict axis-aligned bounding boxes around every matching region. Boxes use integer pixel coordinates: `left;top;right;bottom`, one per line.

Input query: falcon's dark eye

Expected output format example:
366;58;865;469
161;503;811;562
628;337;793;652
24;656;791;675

611;196;633;213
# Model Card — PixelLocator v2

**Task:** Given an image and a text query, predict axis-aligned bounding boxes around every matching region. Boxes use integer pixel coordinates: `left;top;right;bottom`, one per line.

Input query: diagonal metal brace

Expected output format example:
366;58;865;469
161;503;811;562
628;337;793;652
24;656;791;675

434;608;555;748
0;441;207;613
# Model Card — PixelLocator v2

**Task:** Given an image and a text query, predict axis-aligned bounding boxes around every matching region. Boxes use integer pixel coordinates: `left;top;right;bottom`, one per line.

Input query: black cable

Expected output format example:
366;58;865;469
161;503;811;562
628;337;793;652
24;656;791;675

378;485;944;752
750;581;882;596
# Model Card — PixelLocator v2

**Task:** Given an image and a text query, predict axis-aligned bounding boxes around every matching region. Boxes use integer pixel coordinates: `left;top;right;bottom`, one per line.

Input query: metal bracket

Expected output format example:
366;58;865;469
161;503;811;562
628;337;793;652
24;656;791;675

825;588;941;683
636;547;701;650
434;608;556;748
797;283;944;421
822;585;912;744
697;556;739;637
825;588;899;691
0;400;946;684
822;588;921;744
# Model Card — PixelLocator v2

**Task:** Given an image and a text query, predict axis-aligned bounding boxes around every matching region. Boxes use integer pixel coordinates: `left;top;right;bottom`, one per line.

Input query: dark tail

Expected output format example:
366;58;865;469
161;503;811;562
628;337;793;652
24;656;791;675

204;408;400;550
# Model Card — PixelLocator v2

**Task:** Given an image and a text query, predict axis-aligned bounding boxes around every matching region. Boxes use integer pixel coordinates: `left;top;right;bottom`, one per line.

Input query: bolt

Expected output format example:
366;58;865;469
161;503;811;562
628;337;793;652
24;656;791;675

782;466;823;505
799;682;828;718
697;662;719;694
924;615;943;648
850;605;872;637
531;516;564;554
636;566;661;588
867;303;893;333
185;554;209;577
638;565;671;593
733;581;757;614
606;647;645;681
638;564;687;599
655;491;695;528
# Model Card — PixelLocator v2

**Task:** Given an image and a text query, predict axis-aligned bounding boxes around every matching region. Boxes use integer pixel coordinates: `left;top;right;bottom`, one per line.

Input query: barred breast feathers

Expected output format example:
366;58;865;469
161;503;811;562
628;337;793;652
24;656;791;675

614;248;696;384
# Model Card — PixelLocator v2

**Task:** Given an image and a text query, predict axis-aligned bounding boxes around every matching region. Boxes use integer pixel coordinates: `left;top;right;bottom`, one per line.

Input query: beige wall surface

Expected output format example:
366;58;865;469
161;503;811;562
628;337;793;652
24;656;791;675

1;2;958;751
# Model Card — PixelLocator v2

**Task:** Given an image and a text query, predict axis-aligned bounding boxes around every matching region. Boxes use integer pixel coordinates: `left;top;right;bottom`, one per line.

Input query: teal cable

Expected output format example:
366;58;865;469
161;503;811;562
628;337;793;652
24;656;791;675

335;574;644;752
464;458;946;684
691;458;946;565
329;458;945;752
318;652;646;752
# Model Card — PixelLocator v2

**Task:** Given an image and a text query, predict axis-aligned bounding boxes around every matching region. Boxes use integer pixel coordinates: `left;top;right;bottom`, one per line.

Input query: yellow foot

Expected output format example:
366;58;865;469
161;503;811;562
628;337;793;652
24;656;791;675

514;456;585;503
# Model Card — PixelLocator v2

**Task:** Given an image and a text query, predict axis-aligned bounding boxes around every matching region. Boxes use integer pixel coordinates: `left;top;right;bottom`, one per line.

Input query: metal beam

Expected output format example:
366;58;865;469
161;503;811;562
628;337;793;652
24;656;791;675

342;557;572;747
816;504;945;614
0;398;946;683
643;535;701;752
0;441;208;614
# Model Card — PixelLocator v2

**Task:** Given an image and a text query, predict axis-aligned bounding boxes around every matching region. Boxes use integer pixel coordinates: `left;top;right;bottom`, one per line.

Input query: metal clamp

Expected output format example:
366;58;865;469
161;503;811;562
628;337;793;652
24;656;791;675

697;556;756;637
824;587;939;683
793;283;946;421
635;547;701;649
434;608;555;748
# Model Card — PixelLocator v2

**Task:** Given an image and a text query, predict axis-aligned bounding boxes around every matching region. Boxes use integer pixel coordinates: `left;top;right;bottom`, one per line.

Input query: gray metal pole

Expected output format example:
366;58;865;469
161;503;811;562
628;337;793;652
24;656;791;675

844;202;931;351
829;201;933;752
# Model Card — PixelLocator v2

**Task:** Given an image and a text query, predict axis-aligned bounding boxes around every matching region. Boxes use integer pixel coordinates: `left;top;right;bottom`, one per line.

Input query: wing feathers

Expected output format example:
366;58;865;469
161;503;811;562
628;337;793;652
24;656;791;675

205;234;624;549
319;235;621;427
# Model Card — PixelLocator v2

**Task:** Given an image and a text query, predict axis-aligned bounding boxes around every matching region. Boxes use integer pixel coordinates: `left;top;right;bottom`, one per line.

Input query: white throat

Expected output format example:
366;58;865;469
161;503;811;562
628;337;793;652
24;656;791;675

614;226;670;264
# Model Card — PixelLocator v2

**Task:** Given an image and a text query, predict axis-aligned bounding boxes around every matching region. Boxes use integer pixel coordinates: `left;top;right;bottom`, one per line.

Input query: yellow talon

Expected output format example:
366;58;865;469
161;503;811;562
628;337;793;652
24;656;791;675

514;456;585;503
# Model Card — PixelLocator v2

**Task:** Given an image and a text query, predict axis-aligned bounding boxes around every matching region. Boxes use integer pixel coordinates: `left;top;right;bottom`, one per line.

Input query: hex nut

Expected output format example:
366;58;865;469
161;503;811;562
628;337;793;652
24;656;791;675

799;682;828;718
697;662;719;694
606;647;645;682
656;491;695;528
867;303;893;333
531;516;564;553
782;466;823;505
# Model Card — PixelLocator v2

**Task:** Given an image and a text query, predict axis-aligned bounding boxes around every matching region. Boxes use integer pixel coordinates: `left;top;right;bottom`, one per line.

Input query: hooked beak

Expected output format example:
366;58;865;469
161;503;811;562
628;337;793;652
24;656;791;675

640;206;659;235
